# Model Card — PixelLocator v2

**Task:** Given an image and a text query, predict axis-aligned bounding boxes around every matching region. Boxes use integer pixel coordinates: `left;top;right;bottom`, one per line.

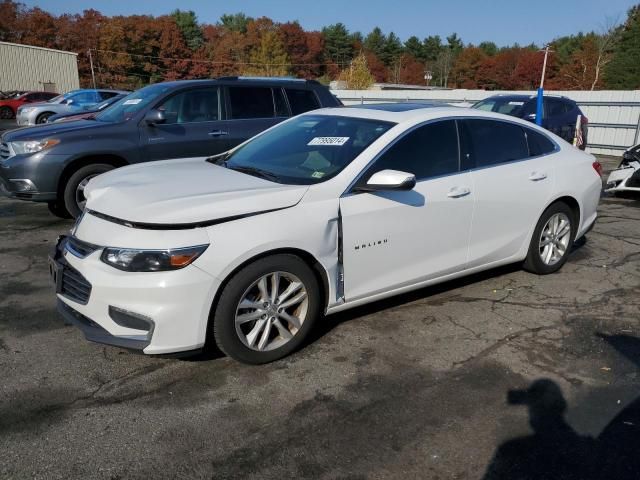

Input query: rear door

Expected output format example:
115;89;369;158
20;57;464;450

340;120;474;300
140;86;232;160
462;119;556;268
223;86;287;149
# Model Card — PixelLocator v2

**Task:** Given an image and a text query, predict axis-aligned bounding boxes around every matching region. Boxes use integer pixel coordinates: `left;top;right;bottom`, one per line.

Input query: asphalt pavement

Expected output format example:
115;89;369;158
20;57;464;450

1;157;639;479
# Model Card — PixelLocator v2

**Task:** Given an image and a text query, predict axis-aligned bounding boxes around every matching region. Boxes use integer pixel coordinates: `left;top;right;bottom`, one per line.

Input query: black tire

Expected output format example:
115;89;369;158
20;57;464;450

47;201;72;219
62;163;114;218
523;202;576;275
36;112;54;124
0;106;14;119
212;254;321;364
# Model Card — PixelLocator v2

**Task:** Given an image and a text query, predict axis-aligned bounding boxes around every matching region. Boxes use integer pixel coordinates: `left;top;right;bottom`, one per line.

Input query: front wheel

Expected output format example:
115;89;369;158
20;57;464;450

36;112;54;124
212;254;321;364
523;202;576;274
0;106;14;119
63;163;114;218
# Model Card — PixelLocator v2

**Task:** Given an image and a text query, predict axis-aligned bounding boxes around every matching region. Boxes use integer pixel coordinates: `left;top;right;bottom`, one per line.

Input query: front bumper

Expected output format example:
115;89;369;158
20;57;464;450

0;150;67;201
49;235;220;355
16;111;35;126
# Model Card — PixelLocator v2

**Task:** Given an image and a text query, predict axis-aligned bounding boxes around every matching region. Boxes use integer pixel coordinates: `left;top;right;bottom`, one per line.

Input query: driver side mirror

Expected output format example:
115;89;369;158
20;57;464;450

144;109;166;126
355;169;416;192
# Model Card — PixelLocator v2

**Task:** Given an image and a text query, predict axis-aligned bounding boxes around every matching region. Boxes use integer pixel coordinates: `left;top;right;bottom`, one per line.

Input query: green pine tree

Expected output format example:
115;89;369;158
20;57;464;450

604;6;640;89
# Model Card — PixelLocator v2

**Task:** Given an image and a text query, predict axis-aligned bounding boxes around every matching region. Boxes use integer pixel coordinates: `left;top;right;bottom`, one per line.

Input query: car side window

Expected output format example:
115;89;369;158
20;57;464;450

70;91;100;105
99;91;119;101
525;128;556;156
228;86;274;119
157;88;219;124
285;89;320;115
460;119;529;168
544;98;569;117
363;120;459;181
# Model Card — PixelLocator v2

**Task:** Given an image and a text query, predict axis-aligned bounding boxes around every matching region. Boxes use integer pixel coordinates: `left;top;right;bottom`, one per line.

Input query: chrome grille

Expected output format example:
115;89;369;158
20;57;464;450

60;263;92;304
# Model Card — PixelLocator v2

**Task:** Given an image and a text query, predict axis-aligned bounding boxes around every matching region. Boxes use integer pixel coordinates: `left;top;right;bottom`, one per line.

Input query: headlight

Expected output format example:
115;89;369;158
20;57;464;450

10;138;60;155
100;245;209;272
19;107;36;114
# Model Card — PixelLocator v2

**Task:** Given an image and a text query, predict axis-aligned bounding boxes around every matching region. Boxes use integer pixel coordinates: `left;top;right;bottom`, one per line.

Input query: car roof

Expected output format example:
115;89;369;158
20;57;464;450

310;104;547;128
149;77;322;89
347;102;447;112
480;93;575;103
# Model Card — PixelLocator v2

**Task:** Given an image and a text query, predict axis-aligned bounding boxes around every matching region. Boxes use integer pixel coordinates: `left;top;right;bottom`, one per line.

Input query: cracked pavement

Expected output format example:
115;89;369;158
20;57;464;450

1;157;639;479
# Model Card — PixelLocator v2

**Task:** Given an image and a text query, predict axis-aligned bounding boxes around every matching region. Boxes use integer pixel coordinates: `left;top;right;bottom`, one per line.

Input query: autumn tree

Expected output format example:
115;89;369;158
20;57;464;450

245;29;289;76
451;47;487;88
338;51;374;89
279;21;325;78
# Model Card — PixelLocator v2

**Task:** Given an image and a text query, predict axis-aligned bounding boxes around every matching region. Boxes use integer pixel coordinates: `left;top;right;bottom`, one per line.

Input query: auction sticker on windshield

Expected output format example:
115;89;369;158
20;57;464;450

123;99;142;105
308;137;350;146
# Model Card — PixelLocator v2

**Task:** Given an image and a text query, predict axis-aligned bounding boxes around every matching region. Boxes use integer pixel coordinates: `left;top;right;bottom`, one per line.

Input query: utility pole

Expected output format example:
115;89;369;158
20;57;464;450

88;49;97;90
536;45;552;126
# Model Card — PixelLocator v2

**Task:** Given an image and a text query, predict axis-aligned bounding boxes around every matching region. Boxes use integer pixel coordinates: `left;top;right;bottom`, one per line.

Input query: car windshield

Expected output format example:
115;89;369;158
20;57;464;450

95;84;173;123
473;98;527;116
222;114;395;185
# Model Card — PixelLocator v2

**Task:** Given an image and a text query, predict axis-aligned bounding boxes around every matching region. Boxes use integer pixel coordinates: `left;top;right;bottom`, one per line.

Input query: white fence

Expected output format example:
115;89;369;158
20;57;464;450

332;89;640;157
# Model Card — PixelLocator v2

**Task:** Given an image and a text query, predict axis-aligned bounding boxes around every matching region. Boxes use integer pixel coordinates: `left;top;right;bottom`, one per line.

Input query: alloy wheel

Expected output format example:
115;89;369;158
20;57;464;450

75;174;99;211
235;271;308;352
538;212;571;266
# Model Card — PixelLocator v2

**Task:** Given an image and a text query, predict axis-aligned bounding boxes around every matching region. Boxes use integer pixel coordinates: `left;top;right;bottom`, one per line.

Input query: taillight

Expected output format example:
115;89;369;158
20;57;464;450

582;116;589;125
592;161;603;177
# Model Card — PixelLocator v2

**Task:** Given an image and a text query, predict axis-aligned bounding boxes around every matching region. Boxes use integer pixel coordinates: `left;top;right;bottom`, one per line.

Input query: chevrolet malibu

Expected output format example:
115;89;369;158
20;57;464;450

50;104;602;364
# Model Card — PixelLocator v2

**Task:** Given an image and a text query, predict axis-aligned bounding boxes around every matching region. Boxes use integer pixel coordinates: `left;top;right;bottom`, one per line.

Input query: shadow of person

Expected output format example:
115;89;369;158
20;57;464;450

482;379;599;480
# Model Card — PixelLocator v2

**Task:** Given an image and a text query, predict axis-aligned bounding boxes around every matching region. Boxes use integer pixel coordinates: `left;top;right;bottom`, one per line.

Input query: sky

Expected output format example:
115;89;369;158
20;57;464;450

24;0;637;47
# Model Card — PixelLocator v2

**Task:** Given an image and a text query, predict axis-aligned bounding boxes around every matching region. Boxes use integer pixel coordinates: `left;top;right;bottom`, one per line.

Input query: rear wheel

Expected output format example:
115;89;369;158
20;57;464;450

36;112;54;124
524;202;576;274
62;163;114;218
212;254;321;364
0;106;14;119
47;201;72;219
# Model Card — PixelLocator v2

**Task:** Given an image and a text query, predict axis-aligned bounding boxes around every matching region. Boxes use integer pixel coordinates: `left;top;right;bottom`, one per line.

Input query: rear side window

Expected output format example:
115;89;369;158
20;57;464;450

526;128;556;156
285;89;320;115
99;91;119;100
228;87;274;119
461;119;528;168
544;98;571;117
365;120;459;181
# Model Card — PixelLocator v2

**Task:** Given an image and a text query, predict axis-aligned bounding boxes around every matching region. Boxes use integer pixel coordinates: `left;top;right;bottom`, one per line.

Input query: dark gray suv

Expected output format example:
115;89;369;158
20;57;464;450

0;77;341;218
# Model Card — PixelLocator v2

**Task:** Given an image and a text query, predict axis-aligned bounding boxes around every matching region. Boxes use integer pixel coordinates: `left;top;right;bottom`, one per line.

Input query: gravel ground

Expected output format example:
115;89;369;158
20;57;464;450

0;156;639;479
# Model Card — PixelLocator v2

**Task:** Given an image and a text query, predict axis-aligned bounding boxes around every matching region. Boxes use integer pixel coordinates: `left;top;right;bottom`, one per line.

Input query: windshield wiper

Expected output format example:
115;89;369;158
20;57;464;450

227;165;281;183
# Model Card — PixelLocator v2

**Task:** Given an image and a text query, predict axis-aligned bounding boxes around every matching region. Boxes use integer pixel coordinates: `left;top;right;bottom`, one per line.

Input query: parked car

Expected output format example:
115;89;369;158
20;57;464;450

15;89;128;125
0;90;27;100
605;142;640;194
0;77;341;218
472;94;588;150
0;91;58;119
46;94;128;123
48;103;602;364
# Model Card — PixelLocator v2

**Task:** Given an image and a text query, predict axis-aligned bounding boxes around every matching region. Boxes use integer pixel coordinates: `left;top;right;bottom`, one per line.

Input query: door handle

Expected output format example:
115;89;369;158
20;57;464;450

529;171;547;181
208;130;229;137
447;186;471;198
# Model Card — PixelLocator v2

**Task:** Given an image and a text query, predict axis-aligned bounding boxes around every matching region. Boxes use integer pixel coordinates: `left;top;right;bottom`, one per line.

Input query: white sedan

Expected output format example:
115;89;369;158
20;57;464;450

49;104;602;364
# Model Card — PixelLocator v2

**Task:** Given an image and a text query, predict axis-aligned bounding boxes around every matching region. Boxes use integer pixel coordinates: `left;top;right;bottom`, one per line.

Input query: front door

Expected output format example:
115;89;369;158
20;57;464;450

340;120;474;301
140;86;231;160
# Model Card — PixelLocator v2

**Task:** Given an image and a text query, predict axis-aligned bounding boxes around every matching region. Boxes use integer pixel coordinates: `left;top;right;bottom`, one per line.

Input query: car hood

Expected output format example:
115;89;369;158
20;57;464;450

1;119;103;141
84;158;309;226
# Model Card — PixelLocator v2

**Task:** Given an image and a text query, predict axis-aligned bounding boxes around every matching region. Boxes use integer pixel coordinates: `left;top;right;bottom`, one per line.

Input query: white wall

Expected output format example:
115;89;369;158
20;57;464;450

332;89;640;157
